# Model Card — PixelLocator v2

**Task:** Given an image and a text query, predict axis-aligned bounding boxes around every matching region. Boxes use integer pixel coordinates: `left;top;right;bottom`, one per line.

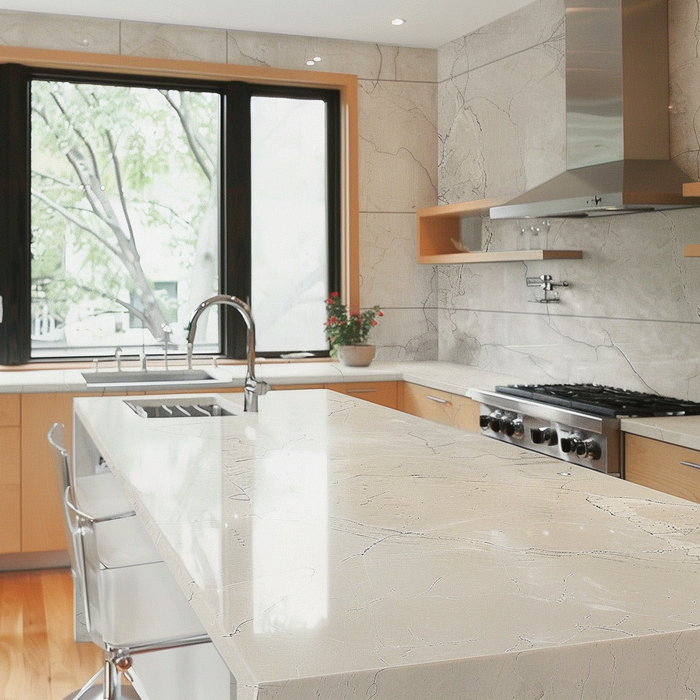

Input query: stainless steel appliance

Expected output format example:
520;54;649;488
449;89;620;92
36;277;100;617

469;384;700;476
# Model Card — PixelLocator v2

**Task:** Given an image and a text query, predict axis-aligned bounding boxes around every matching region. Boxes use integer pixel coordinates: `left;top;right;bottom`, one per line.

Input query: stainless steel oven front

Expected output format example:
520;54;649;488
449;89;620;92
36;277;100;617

469;389;621;476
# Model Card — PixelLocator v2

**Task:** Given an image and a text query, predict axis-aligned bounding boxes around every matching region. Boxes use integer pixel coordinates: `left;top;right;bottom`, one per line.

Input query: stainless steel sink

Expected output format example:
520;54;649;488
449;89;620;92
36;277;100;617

82;369;224;388
124;396;240;418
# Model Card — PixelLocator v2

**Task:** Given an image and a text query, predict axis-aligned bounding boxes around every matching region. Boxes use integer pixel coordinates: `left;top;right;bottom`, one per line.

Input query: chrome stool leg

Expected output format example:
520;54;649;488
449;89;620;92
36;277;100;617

60;664;139;700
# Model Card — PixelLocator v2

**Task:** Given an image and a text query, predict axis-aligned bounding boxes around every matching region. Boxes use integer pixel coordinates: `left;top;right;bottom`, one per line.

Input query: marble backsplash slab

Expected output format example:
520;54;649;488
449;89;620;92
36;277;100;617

435;208;700;398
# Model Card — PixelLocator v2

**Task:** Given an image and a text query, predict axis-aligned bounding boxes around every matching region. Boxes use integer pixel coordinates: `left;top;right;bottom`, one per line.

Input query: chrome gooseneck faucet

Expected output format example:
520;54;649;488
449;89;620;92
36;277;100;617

186;295;269;412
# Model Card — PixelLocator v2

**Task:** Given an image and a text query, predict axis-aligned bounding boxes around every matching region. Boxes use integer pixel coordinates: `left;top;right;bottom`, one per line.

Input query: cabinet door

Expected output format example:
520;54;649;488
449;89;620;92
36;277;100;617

0;426;21;553
399;382;480;432
21;393;80;552
625;433;700;503
0;395;21;553
325;382;398;409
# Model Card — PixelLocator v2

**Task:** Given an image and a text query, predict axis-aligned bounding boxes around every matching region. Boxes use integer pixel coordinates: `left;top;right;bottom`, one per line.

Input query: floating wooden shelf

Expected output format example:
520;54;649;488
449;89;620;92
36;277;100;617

416;198;583;264
684;244;700;257
417;249;583;264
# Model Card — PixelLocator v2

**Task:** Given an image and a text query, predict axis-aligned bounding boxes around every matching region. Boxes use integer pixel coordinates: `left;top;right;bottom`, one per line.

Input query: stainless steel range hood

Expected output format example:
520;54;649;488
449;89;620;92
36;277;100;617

490;0;700;219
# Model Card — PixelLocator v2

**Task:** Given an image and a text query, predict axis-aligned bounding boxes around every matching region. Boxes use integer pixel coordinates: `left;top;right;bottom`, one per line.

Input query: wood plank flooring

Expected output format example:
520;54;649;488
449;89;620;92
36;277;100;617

0;569;102;700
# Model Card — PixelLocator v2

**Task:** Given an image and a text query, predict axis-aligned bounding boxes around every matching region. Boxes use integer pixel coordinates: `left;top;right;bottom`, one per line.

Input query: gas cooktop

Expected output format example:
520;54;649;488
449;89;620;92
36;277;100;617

496;383;700;419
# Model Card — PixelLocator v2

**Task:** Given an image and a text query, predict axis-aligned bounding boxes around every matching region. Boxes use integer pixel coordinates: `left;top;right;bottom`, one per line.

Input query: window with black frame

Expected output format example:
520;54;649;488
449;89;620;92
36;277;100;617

0;64;340;364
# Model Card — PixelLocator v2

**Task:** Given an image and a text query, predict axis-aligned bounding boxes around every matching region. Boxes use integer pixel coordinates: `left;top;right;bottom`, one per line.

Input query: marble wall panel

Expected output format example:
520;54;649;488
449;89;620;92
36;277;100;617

669;0;700;180
358;79;438;213
226;31;437;83
438;41;565;204
0;10;120;54
359;213;437;309
120;22;227;63
372;306;439;362
438;0;564;82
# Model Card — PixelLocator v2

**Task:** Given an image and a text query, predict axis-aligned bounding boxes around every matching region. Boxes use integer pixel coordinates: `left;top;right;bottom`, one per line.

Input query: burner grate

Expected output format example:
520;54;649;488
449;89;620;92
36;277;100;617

495;383;700;418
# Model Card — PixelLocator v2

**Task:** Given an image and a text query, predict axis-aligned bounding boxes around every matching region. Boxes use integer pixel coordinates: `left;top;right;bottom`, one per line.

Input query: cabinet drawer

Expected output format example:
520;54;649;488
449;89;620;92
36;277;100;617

0;394;20;426
625;433;700;503
399;382;480;432
325;382;398;409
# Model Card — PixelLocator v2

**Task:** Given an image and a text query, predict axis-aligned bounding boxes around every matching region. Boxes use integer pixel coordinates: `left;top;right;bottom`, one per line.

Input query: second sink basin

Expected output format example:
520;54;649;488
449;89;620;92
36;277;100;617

124;396;239;418
82;369;223;387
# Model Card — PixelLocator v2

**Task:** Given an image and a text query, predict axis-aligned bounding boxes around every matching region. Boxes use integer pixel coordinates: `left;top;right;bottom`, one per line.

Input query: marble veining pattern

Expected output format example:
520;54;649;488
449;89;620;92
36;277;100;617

75;390;700;699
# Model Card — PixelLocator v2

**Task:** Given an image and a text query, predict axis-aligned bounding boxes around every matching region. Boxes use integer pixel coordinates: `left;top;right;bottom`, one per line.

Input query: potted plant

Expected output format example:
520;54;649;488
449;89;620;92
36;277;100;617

324;292;383;366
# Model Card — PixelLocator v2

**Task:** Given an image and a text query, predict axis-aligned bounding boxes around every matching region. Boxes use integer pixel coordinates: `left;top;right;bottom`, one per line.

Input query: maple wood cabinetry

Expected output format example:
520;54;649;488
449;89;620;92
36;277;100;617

624;433;700;503
399;382;480;432
0;395;21;554
325;381;398;409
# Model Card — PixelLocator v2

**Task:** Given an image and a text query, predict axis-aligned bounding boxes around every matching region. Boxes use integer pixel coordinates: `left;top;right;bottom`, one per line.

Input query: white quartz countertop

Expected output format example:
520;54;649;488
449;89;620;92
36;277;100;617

0;359;543;395
74;390;700;700
622;414;700;451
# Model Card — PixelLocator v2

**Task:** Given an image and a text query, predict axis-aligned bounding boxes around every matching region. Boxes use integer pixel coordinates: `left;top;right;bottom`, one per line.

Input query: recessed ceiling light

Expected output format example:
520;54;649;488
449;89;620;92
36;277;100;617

391;18;406;25
306;60;315;66
313;56;322;62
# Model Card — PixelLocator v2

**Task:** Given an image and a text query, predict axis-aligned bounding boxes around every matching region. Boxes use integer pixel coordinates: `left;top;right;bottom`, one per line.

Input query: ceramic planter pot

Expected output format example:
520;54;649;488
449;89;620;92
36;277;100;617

337;344;376;367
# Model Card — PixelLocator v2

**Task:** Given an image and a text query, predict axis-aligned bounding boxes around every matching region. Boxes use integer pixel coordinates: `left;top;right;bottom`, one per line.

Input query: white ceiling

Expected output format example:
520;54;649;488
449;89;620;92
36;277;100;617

0;0;534;49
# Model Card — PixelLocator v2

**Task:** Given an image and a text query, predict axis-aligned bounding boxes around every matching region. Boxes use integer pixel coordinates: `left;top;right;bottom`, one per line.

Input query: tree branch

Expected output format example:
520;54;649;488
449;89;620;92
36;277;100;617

30;187;122;258
106;130;136;242
160;90;214;181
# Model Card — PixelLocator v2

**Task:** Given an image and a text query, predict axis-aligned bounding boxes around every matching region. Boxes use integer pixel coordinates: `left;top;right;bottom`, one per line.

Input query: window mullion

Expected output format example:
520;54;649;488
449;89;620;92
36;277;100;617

0;64;31;365
222;81;252;360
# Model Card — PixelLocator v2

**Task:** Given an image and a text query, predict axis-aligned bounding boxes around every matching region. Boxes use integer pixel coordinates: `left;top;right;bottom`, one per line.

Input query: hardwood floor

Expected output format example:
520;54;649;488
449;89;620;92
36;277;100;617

0;568;102;700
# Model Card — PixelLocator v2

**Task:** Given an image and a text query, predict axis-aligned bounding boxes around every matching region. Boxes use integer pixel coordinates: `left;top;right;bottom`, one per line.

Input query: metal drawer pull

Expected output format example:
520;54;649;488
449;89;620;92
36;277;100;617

347;388;376;394
680;461;700;470
427;395;450;404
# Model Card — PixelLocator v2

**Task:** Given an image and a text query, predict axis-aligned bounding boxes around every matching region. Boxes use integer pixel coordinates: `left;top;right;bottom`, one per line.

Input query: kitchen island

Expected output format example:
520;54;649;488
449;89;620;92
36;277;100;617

73;389;700;700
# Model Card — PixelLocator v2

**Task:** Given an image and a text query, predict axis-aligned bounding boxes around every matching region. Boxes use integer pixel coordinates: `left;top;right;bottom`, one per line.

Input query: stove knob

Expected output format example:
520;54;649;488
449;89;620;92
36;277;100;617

530;427;557;446
575;440;588;457
560;436;573;453
488;412;503;433
511;418;525;439
479;414;490;430
583;439;602;461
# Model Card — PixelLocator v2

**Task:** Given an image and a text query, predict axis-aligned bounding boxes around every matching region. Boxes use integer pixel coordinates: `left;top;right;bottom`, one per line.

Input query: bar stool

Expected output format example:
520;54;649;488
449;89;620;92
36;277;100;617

48;424;210;700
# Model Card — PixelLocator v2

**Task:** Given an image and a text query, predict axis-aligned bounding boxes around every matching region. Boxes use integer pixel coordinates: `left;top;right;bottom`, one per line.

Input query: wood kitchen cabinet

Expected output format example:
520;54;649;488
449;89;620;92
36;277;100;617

325;381;398;409
624;433;700;503
399;382;481;432
21;393;81;552
0;394;21;554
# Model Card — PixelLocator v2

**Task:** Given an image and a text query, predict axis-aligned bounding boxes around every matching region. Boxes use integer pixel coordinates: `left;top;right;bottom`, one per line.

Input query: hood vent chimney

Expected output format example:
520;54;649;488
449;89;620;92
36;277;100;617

490;0;700;219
